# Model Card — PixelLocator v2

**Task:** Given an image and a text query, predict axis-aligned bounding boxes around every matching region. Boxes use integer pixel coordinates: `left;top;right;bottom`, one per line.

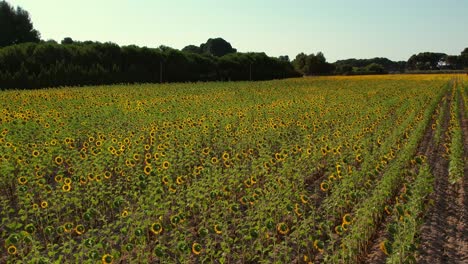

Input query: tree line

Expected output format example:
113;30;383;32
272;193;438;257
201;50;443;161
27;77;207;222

0;41;299;89
0;0;467;90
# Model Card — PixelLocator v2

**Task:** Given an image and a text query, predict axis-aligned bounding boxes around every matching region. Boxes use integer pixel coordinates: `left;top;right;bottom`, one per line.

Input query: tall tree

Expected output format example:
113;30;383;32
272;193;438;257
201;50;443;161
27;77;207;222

292;52;334;75
461;47;468;68
200;38;236;57
0;1;40;47
406;52;446;70
181;44;202;54
61;37;74;45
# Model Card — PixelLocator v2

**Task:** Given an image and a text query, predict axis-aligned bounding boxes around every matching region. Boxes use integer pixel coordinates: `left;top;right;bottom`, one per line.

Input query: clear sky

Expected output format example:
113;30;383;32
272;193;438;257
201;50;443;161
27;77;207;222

6;0;468;62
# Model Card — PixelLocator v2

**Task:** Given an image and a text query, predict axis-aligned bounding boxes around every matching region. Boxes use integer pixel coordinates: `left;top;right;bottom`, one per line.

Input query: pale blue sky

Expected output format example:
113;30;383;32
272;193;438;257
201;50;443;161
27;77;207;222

7;0;468;62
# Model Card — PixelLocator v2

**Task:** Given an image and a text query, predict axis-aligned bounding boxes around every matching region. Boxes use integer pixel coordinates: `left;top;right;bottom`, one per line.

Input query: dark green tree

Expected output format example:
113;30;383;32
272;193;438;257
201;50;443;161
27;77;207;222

334;57;405;73
200;38;236;57
0;1;40;47
365;63;386;74
334;64;353;75
181;44;202;54
292;53;307;75
292;52;333;75
278;55;290;62
406;52;446;70
61;37;74;45
461;47;468;68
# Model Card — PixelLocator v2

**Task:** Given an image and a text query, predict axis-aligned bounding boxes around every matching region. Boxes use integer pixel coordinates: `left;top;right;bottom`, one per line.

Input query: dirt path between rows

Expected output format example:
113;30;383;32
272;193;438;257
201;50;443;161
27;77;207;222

359;92;445;263
417;85;467;264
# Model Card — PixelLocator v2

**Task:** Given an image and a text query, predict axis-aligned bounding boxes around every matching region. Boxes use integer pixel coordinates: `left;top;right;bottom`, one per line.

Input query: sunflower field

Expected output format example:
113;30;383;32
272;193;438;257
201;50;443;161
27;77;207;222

0;74;466;263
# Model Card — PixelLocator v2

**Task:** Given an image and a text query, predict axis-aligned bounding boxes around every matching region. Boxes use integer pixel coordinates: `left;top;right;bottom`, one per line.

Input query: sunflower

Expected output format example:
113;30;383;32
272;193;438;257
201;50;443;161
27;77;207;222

250;176;257;184
214;224;222;234
54;156;63;165
143;165;152;175
320;147;327;156
313;239;324;252
239;196;249;205
300;194;308;204
243;179;252;188
342;214;352;224
320;181;329;192
25;223;36;234
192;242;202;255
86;173;96;182
121;210;129;218
294;204;303;217
40;201;48;209
222;152;230;161
80;152;87;160
355;154;363;163
379;240;392;255
377;137;382;146
78;176;87;185
32;150;40;157
104;171;112;179
101;254;113;264
176;176;184;185
211;156;219;164
223;160;232;168
54;174;63;183
150;222;163;235
125;243;134;252
274;152;282;161
75;224;85;235
18;176;27;185
62;184;71;192
336;164;342;174
276;222;289;235
7;245;17;255
384;205;392;215
201;147;210;155
193;166;203;176
341;222;350;230
335;225;344;235
64;222;73;233
162;176;169;185
43;226;54;236
178;241;189;252
376;163;384;173
125;159;135;167
171;215;181;226
162;161;170;169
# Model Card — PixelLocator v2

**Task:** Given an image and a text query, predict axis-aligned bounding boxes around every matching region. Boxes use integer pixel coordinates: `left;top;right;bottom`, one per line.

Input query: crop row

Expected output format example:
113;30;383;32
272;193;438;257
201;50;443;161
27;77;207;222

0;75;455;263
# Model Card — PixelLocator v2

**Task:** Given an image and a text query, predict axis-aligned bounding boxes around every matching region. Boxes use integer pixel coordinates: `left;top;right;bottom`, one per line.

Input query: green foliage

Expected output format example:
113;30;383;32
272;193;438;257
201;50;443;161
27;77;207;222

407;52;447;71
447;81;464;183
0;1;40;47
461;47;468;68
334;57;405;74
183;37;237;57
0;42;299;89
292;52;334;75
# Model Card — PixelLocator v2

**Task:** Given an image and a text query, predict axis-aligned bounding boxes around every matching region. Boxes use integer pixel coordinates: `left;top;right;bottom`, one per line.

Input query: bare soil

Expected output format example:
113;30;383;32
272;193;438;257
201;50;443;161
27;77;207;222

417;89;467;264
359;96;443;263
